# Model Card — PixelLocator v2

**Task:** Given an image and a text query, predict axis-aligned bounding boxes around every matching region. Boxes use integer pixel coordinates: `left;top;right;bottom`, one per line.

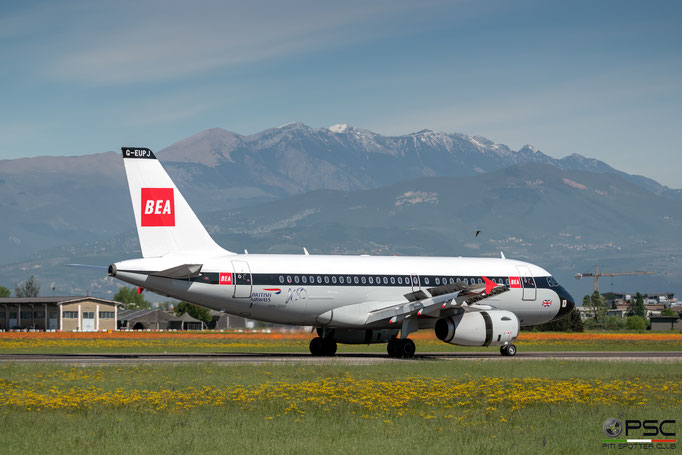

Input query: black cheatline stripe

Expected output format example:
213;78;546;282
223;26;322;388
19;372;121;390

117;270;555;289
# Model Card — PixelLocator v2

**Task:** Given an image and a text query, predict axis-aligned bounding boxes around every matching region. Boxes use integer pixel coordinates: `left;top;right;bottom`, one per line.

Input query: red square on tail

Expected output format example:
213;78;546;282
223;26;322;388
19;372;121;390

141;188;175;227
509;277;521;288
219;273;233;285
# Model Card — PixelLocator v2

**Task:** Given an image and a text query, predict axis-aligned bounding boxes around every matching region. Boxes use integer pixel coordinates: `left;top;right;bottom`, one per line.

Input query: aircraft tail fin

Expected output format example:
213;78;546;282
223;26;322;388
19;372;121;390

121;147;231;258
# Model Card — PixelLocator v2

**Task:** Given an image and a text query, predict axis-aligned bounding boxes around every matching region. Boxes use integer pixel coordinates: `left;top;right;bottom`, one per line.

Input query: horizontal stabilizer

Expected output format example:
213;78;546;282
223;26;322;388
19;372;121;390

151;263;203;279
65;264;108;271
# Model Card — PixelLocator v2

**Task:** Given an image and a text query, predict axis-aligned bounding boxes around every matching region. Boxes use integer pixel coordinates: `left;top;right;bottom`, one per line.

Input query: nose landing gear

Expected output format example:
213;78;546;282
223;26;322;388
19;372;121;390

387;338;416;359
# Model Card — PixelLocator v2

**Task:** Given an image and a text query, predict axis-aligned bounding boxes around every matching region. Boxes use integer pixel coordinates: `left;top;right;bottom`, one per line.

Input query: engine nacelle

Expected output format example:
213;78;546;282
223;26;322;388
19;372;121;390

434;310;519;347
331;328;399;344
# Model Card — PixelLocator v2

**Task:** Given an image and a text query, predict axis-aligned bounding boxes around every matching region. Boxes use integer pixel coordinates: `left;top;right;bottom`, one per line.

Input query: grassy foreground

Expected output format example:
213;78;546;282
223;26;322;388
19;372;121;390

0;330;681;354
1;360;680;454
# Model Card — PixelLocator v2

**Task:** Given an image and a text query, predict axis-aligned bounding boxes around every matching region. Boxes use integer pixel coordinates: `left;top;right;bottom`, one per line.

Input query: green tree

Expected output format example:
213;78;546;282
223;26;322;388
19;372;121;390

626;315;647;331
536;308;584;332
113;287;151;309
584;291;607;325
156;301;173;311
0;286;10;298
174;302;212;324
660;308;678;317
15;275;40;297
627;292;646;318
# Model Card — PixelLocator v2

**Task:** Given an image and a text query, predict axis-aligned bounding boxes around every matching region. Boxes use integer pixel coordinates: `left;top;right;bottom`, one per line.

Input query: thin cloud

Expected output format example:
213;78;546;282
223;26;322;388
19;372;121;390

29;0;440;85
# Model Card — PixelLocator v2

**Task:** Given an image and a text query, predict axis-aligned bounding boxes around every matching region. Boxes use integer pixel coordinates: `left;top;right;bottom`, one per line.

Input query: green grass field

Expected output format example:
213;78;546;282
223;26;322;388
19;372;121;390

0;331;681;354
1;360;680;454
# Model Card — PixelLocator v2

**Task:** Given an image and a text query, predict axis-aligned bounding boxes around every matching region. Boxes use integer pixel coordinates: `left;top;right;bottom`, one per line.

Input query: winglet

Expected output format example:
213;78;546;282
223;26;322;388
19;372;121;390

482;276;498;294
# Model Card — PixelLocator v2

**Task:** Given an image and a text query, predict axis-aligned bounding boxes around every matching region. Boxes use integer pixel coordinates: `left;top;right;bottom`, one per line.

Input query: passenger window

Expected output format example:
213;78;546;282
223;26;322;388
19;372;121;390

424;277;430;285
478;278;482;284
325;276;330;284
506;278;510;285
361;276;366;284
464;278;468;285
383;277;388;285
332;276;337;284
310;276;314;283
294;276;300;284
302;276;307;284
377;276;381;284
369;277;373;284
390;277;395;284
279;276;284;283
287;276;292;283
449;278;454;284
456;278;461;283
339;276;345;284
354;276;359;284
398;277;403;285
317;276;322;284
435;278;440;285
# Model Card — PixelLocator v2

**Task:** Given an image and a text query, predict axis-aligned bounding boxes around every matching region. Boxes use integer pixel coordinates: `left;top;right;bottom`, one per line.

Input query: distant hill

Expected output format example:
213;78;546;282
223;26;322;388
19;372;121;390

1;123;679;265
1;162;680;301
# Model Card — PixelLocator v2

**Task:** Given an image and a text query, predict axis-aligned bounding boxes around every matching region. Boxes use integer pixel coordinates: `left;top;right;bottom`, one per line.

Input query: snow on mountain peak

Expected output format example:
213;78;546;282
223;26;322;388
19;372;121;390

329;123;349;133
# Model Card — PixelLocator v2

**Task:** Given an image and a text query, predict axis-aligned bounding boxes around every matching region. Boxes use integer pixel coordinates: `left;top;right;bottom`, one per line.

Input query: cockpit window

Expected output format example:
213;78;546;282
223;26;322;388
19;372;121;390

547;276;559;287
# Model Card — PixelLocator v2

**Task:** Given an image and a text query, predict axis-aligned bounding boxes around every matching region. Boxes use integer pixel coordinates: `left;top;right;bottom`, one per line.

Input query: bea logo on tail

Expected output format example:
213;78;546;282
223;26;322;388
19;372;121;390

141;188;175;226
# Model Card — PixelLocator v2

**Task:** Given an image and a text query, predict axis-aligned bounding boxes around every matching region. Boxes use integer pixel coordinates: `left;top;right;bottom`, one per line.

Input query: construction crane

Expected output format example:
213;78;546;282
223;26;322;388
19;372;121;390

574;265;656;293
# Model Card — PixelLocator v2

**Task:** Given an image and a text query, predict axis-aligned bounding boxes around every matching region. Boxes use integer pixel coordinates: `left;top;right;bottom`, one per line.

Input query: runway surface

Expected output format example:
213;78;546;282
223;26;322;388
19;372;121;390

1;351;681;365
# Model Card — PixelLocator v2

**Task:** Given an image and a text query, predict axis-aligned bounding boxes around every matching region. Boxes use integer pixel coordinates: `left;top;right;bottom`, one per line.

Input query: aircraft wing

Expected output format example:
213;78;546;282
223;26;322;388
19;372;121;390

151;264;203;279
364;280;509;325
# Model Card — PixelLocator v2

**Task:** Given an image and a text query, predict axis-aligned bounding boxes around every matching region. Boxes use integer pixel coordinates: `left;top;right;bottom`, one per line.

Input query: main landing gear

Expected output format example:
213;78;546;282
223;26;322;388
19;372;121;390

309;337;337;356
500;344;517;357
387;338;416;359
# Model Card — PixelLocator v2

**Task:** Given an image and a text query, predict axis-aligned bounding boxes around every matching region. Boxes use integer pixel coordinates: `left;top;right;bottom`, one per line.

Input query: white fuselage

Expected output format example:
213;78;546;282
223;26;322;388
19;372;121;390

112;253;568;328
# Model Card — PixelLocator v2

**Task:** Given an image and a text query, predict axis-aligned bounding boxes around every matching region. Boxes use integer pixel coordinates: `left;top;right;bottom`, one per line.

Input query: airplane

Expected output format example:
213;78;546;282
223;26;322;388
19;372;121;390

107;147;576;358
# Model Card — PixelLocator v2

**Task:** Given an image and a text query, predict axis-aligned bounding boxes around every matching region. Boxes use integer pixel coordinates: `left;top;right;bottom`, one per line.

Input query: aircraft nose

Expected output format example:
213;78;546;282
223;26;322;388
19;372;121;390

551;285;575;322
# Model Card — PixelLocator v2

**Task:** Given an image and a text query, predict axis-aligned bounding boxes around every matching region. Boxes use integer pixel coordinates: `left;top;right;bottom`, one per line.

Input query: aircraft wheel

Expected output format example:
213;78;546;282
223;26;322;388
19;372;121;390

400;339;416;359
387;339;399;358
506;344;517;356
322;338;337;356
309;337;324;356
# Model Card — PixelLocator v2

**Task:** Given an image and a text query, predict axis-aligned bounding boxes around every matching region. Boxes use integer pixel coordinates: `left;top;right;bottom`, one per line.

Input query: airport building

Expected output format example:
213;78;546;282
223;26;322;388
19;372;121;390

117;309;206;331
0;296;121;331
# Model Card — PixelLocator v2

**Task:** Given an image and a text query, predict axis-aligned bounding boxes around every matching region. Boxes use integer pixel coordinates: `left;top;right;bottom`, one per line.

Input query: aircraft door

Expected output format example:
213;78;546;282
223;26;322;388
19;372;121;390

232;260;252;298
516;265;537;301
411;274;420;292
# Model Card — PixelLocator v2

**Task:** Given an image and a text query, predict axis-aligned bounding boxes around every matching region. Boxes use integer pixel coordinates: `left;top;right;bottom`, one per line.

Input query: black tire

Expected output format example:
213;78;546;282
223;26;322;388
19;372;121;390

506;344;517;356
500;345;509;356
400;339;416;359
387;339;399;358
309;337;324;356
322;338;337;356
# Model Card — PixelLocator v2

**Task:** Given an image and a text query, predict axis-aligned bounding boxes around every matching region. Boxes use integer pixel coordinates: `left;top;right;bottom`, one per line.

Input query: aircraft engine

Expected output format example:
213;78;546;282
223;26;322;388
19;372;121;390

434;310;519;347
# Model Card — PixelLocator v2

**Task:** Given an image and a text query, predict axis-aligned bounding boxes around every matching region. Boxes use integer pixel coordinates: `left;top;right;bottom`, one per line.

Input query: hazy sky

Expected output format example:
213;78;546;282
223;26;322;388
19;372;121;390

1;0;681;187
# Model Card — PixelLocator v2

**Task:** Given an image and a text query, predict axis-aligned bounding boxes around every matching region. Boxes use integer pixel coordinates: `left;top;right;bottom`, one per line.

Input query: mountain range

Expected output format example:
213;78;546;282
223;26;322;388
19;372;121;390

0;123;680;299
